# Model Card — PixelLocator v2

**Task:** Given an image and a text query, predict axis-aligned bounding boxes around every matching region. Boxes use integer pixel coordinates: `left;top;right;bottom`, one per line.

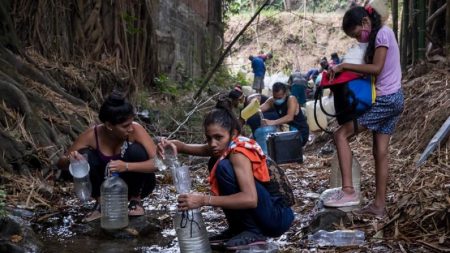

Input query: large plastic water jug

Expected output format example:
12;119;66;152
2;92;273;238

241;99;260;121
253;125;277;155
329;153;361;193
69;158;91;203
174;210;211;253
101;172;129;230
306;101;327;131
320;95;335;120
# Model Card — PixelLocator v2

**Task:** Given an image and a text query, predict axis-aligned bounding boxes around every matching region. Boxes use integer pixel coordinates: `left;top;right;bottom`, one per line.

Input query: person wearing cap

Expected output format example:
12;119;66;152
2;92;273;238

322;1;404;220
288;70;308;107
260;82;309;147
249;53;272;94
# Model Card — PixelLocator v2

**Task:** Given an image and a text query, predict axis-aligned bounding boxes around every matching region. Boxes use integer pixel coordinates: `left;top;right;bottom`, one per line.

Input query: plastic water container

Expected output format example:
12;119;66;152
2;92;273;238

69;159;91;203
174;210;211;253
261;88;271;97
320;95;335;120
253;125;277;155
343;43;368;64
242;86;254;96
308;229;365;247
241;99;260;121
154;156;167;171
172;165;191;194
306;101;327;131
101;172;129;230
329;153;361;193
236;243;278;252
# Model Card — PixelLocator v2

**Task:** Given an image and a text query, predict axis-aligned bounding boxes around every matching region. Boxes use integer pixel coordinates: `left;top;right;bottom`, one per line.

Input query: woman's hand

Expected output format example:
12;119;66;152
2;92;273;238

328;63;345;81
68;151;85;161
261;119;275;126
107;160;128;173
157;138;178;159
177;193;207;210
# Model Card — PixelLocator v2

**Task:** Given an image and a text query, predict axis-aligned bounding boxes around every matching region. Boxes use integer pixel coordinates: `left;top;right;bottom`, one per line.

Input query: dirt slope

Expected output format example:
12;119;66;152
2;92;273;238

225;12;354;77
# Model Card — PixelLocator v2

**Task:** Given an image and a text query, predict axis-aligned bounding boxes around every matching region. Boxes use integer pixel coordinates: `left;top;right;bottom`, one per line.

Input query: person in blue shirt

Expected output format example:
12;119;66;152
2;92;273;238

249;53;272;94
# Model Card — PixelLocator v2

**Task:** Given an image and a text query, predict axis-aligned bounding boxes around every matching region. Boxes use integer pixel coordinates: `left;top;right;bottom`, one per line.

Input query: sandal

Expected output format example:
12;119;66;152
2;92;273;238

128;199;145;216
82;202;101;223
225;230;267;250
209;228;236;246
353;202;387;219
323;187;360;207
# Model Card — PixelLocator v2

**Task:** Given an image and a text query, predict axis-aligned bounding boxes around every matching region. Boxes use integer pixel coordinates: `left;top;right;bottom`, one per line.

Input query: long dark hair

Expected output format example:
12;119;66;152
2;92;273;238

203;94;241;136
98;91;134;125
342;6;383;63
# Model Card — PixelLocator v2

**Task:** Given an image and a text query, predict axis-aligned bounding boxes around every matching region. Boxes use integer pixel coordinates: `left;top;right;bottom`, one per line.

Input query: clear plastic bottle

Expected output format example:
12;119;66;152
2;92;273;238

236;243;278;252
174;209;211;253
69;158;92;203
101;172;129;230
308;229;365;247
172;165;191;194
329;153;361;193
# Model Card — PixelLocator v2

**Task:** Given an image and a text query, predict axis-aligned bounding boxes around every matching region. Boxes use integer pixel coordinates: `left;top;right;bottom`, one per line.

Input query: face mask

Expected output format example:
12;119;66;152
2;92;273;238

274;98;285;105
357;23;371;43
237;103;245;110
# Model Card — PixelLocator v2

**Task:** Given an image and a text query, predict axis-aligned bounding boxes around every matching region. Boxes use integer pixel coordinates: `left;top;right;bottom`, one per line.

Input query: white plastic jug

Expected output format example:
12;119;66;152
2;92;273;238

306;101;327;131
320;95;335;121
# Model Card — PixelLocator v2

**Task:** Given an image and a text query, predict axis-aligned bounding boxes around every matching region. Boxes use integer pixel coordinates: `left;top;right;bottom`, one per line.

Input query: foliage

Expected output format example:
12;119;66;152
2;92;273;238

122;12;142;35
223;0;352;17
0;188;7;217
211;67;250;89
154;74;178;96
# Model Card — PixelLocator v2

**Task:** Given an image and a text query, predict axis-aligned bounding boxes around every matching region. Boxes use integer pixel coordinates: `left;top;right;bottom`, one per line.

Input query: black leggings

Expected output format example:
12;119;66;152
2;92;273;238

79;143;156;199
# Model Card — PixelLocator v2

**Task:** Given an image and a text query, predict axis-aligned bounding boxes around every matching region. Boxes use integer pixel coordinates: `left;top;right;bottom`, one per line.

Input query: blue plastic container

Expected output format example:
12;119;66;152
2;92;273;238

253;125;277;154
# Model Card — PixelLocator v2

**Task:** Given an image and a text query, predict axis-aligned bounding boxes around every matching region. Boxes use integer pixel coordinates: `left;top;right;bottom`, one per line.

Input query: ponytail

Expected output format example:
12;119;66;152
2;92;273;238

364;7;383;63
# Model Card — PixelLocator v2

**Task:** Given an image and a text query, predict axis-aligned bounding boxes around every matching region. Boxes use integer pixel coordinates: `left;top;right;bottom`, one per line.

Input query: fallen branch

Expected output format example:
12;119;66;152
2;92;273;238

167;93;219;139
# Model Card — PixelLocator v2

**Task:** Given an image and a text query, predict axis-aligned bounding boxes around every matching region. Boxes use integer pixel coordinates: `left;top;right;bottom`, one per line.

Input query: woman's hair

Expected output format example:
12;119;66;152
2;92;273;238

203;94;241;135
272;82;287;93
228;85;243;100
342;6;383;63
98;91;134;125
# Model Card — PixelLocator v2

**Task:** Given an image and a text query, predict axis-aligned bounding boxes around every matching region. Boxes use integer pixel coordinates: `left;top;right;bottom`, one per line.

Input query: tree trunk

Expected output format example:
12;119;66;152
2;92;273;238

400;0;409;70
447;0;450;54
392;0;399;41
417;0;426;60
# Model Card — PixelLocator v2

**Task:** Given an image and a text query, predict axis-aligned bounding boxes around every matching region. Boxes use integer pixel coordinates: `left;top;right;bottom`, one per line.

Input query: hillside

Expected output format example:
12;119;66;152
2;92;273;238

225;12;354;80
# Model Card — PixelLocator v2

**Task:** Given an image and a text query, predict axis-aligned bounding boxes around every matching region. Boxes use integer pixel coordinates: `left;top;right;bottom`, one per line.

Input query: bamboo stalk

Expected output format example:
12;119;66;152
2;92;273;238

447;0;450;54
417;0;426;60
392;0;399;41
426;3;447;25
400;0;410;69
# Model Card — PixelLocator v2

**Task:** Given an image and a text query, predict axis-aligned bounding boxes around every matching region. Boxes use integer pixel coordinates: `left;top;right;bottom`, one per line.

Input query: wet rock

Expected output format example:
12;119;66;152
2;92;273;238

0;241;24;253
0;216;43;253
306;208;349;234
81;214;162;239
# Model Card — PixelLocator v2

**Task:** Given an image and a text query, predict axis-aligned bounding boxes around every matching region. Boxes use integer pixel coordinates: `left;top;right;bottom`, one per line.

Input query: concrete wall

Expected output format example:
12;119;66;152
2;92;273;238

155;0;222;82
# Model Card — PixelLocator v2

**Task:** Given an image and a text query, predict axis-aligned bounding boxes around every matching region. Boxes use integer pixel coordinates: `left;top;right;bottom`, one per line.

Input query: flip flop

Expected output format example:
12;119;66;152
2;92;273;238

128;199;145;216
82;203;101;223
352;202;387;219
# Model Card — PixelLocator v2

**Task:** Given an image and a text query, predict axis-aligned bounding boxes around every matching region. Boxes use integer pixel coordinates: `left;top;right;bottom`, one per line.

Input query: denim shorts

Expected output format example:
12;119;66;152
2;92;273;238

357;89;404;135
